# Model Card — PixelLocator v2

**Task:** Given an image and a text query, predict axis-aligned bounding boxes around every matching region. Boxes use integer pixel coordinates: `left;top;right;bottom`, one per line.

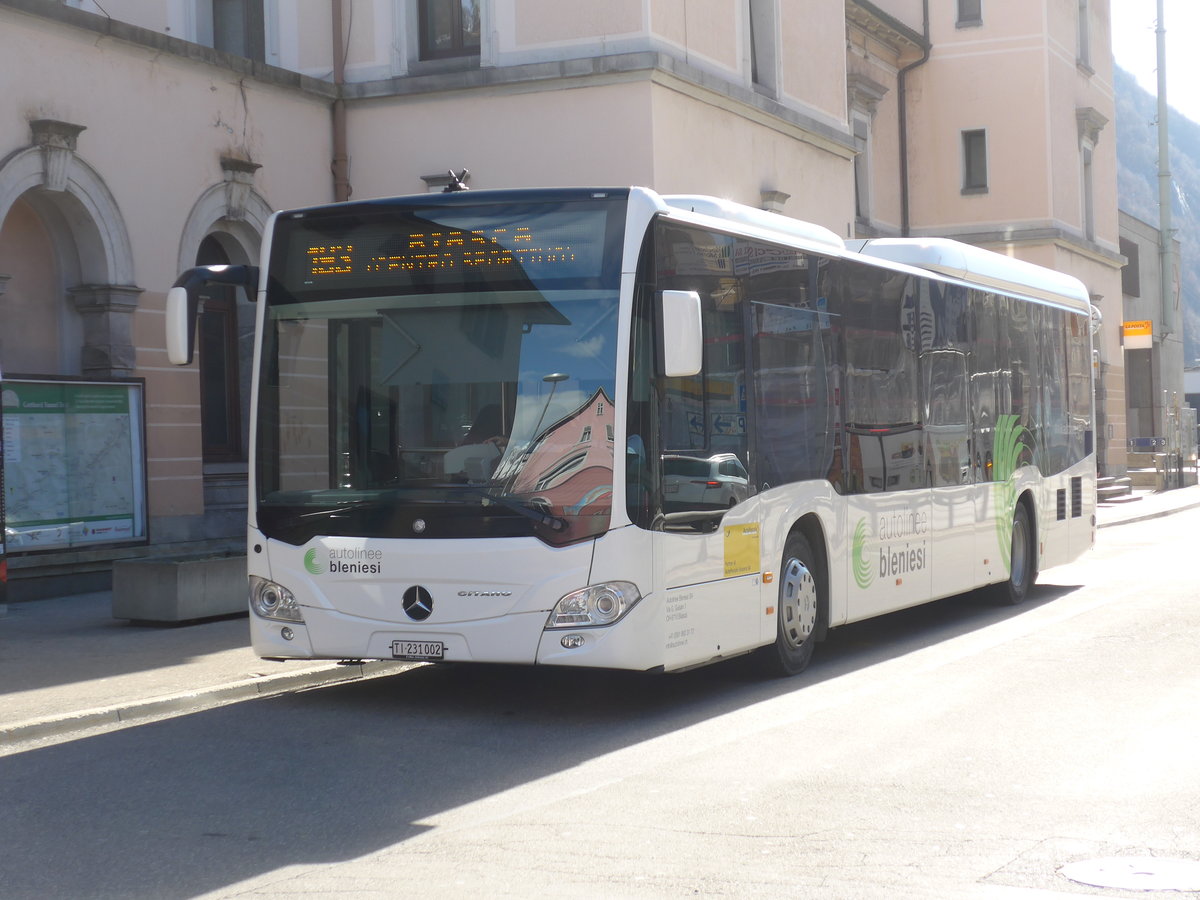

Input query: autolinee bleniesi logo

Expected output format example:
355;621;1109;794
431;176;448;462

852;518;874;589
304;547;383;576
853;509;930;588
304;548;325;575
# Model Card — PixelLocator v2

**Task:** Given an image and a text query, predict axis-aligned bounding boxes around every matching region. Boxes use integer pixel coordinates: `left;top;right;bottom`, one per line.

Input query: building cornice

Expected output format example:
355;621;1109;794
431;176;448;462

3;1;853;160
846;1;928;56
344;51;856;159
0;0;336;99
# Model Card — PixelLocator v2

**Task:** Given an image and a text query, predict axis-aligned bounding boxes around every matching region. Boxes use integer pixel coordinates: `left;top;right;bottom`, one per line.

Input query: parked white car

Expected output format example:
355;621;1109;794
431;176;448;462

662;453;750;511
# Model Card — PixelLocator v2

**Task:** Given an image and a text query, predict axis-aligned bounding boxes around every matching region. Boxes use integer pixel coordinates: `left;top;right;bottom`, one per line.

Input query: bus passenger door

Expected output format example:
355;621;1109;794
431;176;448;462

923;349;977;599
652;220;763;669
656;367;761;669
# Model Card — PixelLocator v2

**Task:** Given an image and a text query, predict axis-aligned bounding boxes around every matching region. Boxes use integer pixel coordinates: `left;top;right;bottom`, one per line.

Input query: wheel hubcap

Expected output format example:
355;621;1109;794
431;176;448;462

1011;514;1028;587
779;556;817;650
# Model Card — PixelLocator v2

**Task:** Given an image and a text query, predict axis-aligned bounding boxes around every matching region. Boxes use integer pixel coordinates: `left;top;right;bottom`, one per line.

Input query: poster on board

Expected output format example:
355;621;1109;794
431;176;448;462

1;379;147;552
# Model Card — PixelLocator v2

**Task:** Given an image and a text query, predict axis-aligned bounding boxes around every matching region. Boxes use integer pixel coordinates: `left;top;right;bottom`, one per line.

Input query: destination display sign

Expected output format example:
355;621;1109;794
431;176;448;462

303;225;579;279
273;198;622;299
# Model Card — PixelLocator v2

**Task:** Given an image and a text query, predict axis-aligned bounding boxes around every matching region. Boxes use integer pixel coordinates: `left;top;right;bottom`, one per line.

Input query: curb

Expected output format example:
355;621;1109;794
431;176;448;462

1097;499;1200;529
1;659;413;749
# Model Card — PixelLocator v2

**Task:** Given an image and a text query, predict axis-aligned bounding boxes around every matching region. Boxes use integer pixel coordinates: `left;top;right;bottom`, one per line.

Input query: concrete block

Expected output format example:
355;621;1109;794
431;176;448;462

112;553;247;622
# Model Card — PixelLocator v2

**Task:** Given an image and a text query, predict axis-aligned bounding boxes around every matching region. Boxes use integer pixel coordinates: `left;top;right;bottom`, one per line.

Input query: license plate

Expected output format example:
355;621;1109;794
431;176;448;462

390;640;445;661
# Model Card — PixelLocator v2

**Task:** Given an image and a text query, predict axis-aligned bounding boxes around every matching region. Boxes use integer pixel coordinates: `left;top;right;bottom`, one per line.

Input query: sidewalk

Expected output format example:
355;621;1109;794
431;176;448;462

1095;481;1200;528
4;483;1200;752
0;592;410;752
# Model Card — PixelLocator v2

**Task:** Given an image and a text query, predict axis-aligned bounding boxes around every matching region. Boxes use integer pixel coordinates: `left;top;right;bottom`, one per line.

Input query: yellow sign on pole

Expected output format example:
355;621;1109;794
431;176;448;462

1123;320;1153;350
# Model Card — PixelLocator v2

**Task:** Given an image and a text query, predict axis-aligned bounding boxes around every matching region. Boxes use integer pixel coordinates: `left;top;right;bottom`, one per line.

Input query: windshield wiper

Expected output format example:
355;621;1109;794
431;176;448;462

464;488;568;533
263;488;568;533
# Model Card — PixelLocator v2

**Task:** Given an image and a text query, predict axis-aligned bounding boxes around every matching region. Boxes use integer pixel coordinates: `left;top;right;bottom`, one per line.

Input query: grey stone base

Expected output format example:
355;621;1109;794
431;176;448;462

112;553;247;623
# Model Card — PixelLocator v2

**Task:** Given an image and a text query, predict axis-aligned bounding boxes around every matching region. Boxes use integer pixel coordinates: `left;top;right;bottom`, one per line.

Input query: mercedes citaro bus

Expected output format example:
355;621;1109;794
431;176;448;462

167;187;1095;676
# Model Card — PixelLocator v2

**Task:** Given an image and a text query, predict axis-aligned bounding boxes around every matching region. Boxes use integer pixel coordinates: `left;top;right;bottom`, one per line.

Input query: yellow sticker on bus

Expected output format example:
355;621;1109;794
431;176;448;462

724;523;761;577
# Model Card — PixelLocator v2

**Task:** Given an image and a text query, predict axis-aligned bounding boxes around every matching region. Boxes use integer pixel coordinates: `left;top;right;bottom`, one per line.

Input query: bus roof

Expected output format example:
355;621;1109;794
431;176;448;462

651;192;1090;312
660;194;846;254
846;237;1092;312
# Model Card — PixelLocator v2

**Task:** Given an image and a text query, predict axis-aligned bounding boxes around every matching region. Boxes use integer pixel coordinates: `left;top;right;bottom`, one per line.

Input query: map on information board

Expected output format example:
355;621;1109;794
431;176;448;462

1;381;146;551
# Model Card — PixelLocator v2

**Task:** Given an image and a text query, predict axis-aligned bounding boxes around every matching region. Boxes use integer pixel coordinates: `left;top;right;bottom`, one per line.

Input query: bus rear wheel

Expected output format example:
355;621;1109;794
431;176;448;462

760;533;823;676
992;501;1036;606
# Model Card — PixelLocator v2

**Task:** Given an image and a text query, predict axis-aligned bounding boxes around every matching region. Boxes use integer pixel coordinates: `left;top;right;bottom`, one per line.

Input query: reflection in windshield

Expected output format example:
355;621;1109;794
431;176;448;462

257;289;619;545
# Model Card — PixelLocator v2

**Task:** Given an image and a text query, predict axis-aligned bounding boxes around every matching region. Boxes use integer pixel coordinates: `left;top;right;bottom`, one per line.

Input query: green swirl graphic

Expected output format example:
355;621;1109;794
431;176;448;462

992;414;1030;571
852;517;874;589
303;548;325;576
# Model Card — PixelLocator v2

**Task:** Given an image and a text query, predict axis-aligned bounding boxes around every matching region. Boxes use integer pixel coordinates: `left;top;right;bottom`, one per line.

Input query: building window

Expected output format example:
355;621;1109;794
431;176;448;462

748;0;778;96
962;129;988;194
1081;144;1095;241
419;0;481;60
1120;237;1141;297
957;0;982;27
847;75;886;228
207;0;265;61
1076;107;1106;241
1077;0;1091;69
853;115;871;222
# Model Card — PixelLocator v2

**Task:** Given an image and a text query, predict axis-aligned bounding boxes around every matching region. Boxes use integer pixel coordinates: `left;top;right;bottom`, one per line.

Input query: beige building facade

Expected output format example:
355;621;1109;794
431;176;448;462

0;0;1124;594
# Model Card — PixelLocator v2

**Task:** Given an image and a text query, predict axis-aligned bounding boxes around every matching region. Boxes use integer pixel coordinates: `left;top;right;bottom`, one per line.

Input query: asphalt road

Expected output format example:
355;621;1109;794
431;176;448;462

2;510;1198;899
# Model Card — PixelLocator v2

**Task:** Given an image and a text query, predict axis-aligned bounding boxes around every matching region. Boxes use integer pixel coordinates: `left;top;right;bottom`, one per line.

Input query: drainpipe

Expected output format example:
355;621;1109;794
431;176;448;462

331;0;352;202
898;0;930;237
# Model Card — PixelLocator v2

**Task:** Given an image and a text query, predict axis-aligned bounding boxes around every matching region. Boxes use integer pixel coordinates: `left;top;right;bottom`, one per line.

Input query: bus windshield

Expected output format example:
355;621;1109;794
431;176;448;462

255;194;627;546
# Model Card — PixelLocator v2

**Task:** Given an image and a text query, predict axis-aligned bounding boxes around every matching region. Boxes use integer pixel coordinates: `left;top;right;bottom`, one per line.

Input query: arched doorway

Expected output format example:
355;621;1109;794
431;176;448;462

177;175;271;539
195;234;252;463
0;135;140;380
0;195;80;376
191;231;257;537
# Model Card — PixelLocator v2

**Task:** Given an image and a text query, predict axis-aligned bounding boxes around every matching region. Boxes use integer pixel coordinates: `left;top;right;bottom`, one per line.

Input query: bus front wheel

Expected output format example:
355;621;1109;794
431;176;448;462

760;533;824;676
992;501;1036;606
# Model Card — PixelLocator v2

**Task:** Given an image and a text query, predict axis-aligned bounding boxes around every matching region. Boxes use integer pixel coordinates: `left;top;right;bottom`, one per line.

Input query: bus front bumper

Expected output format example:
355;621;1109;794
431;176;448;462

250;586;664;671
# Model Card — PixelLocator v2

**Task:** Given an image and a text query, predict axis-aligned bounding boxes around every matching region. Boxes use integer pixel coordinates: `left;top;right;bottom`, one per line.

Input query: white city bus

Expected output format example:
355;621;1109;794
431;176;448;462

168;187;1095;676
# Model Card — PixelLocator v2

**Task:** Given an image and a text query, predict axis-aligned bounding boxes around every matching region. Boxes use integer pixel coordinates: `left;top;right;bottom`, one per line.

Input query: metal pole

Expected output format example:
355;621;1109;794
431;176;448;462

1157;0;1176;336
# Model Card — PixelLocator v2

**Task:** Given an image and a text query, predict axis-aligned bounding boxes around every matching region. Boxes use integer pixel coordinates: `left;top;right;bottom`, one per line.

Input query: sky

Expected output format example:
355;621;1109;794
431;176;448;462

1110;0;1200;123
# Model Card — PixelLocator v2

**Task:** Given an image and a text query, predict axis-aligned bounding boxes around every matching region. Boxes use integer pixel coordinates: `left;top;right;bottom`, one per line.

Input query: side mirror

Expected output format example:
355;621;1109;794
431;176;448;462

659;289;702;378
165;285;195;366
165;265;259;365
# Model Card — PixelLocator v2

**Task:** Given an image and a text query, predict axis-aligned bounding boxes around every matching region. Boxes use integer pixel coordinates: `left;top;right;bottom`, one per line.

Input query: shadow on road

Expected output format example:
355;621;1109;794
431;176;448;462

0;582;1081;899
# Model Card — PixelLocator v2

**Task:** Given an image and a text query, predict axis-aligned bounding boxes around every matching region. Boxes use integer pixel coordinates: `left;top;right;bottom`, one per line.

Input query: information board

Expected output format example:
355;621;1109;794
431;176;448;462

1;379;147;552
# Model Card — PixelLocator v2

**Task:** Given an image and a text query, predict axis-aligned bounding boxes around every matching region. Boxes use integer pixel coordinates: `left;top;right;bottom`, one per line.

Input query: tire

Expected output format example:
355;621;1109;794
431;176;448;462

992;501;1036;606
759;532;824;676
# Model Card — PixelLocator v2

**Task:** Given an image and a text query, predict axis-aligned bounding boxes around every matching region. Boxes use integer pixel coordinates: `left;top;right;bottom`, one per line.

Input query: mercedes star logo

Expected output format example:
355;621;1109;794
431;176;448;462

403;585;434;621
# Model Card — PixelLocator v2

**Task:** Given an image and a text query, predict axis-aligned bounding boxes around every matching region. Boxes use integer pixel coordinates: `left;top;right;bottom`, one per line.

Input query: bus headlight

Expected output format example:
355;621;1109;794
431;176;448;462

545;581;641;628
250;576;305;623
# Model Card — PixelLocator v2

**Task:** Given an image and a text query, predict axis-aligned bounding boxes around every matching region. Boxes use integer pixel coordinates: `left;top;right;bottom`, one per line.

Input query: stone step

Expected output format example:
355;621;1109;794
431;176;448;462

1097;475;1134;501
1128;469;1159;489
